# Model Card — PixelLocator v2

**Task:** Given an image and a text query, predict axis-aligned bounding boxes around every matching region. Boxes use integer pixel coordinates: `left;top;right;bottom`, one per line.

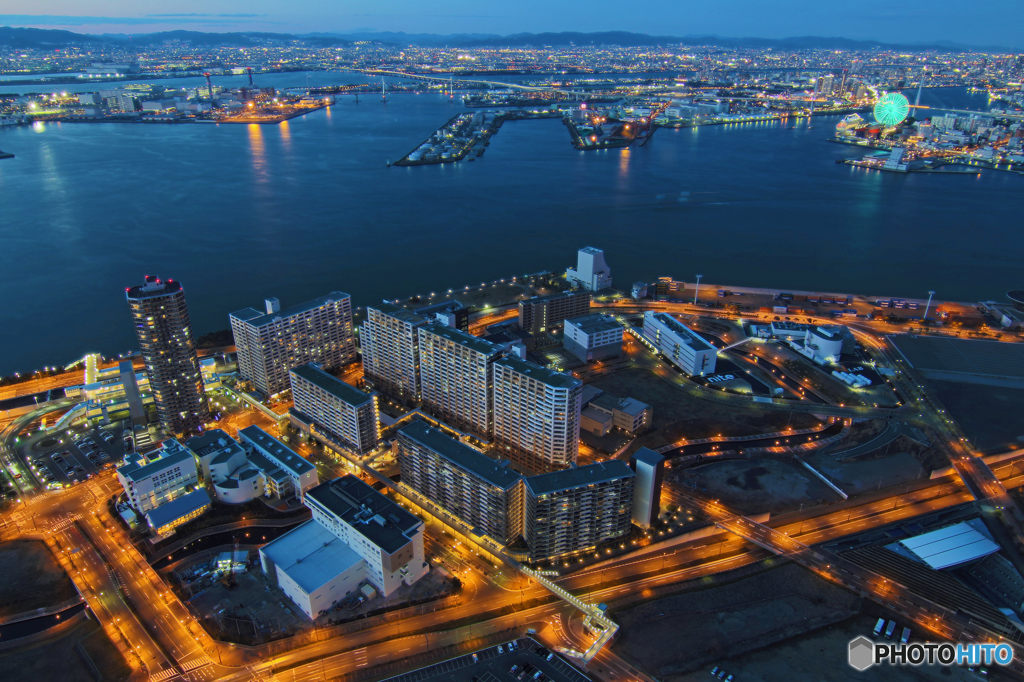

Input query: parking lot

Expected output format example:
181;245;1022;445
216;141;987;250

384;638;591;682
20;420;131;490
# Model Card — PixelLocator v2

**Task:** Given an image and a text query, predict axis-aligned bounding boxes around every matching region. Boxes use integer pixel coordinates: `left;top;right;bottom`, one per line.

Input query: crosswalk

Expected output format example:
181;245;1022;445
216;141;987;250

49;513;82;533
150;667;180;682
181;655;213;671
149;655;214;682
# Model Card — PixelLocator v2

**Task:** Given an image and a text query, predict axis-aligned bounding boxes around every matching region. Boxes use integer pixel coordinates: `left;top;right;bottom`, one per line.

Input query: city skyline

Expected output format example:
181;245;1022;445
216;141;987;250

2;1;1023;49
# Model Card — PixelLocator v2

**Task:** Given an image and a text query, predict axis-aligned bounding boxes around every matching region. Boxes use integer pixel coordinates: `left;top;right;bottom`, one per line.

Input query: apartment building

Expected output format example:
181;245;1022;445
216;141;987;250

290;364;380;455
518;290;592;336
125;275;209;434
492;357;582;474
417;324;502;440
360;303;429;402
397;421;524;545
523;461;634;562
230;292;355;397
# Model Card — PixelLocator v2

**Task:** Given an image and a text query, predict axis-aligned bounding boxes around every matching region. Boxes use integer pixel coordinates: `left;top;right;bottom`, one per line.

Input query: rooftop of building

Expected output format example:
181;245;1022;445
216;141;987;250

524;460;634;496
591;392;649;416
630;446;665;468
770;321;813;332
305;476;421;555
259;519;363;596
290;364;374;407
144;488;210;529
483;328;532;345
117;440;194;483
126;275;183;300
229;291;350;328
184;429;245;462
810;326;843;340
647;312;713;351
494;356;580;389
580;385;604;406
239;424;315;476
579;246;604;255
420;323;501;356
369;302;428;325
565;313;622;334
399;421;522;490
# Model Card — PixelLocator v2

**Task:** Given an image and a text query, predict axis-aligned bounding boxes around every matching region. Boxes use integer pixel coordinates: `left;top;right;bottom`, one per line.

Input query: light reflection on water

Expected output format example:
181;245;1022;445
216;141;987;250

0;87;1020;374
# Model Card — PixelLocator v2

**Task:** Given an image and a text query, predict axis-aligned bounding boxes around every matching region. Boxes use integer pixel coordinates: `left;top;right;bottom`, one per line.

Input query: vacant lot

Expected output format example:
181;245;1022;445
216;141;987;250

669;458;839;514
0;617;131;682
613;564;860;680
586;368;822;451
927;379;1024;451
669;613;999;682
0;540;76;619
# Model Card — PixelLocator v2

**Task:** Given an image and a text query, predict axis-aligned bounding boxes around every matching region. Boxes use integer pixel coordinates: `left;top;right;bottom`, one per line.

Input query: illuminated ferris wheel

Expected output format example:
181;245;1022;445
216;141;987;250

873;93;910;126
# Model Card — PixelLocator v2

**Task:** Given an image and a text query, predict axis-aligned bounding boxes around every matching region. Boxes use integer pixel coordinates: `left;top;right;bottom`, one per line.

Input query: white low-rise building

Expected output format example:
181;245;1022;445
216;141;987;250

186;428;318;505
566;246;613;291
117;440;199;514
259;519;366;619
641;312;717;376
563;314;623;362
304;476;428;597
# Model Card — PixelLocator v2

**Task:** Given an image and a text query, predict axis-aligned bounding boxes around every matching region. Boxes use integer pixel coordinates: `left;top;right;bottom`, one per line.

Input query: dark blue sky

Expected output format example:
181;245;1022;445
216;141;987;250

2;1;1021;48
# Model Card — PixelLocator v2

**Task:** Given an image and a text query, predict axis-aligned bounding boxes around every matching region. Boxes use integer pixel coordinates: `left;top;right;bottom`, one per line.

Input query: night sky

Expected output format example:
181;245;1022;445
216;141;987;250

2;1;1021;48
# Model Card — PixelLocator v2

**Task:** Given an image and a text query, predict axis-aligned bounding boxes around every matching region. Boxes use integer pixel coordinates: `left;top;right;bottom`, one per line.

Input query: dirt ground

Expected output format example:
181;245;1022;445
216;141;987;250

926;379;1024;451
0;616;131;682
669;458;838;515
585;368;823;451
669;613;1010;682
806;447;928;496
612;564;861;679
0;540;76;619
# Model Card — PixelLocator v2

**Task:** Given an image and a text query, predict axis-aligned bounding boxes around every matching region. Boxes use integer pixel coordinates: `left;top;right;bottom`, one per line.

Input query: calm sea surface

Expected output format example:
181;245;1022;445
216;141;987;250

0;80;1020;375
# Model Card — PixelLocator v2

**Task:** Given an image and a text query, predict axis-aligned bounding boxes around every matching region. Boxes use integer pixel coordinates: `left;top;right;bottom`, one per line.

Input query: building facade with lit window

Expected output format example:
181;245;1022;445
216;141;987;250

303;476;428;597
230;292;356;398
290;364;380;455
641;311;717;376
360;303;429;403
523;461;634;562
126;275;209;434
117;439;200;513
417;324;502;440
518;290;592;336
397;421;524;545
563;314;623;362
492;357;582;474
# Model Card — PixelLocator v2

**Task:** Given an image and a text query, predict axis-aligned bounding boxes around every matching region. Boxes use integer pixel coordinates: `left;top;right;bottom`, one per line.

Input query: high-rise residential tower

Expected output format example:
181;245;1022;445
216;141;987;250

523;461;634;562
290;364;380;455
417;324;502;440
360;303;429;403
126;275;209;435
492;357;582;474
230;292;356;397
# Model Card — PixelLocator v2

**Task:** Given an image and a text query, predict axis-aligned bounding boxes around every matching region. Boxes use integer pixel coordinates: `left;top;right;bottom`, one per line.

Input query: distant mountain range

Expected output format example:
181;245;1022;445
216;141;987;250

0;26;1014;53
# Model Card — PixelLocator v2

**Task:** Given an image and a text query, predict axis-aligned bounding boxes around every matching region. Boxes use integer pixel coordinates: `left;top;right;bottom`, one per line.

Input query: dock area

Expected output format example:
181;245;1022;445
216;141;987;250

216;100;331;124
394;109;560;166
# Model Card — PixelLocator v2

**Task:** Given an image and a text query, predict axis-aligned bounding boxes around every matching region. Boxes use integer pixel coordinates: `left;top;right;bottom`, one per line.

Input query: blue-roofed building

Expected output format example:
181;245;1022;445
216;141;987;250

144;488;211;537
259;520;366;619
